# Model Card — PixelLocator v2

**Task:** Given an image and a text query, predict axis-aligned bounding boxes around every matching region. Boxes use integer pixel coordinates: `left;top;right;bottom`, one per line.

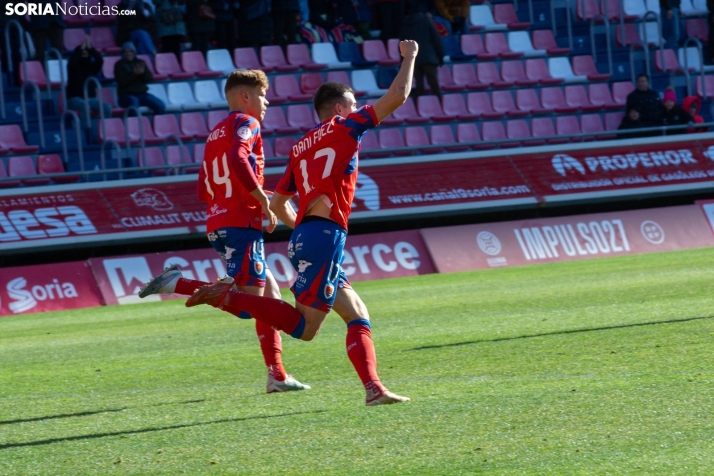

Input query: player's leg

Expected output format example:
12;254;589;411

332;284;410;406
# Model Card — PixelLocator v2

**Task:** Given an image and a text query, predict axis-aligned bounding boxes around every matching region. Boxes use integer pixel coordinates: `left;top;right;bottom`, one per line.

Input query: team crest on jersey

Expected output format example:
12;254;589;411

324;283;335;299
237;126;252;140
254;261;264;274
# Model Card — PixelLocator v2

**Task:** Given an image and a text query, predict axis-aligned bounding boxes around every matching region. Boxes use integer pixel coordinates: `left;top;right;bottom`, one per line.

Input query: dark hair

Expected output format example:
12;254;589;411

636;73;649;81
313;81;354;118
224;69;269;96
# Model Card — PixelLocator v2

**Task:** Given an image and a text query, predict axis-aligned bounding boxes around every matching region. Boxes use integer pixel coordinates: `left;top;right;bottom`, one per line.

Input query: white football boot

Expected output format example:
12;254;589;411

266;374;311;393
138;264;182;298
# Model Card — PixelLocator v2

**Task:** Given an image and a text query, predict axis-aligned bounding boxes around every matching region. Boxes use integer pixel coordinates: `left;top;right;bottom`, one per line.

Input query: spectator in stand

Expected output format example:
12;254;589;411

661;87;692;135
617;106;651;139
626;74;662;128
377;0;405;42
66;36;112;124
272;0;301;49
400;9;444;100
155;0;187;58
116;0;158;56
24;0;65;61
237;0;273;47
683;95;708;133
660;0;682;48
708;0;714;64
309;0;337;29
187;0;216;55
334;0;372;40
434;0;468;35
114;42;166;114
212;0;238;51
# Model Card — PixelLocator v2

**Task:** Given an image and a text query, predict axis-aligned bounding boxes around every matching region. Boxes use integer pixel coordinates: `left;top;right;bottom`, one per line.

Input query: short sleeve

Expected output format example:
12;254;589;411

275;163;297;197
342;105;379;141
233;115;259;145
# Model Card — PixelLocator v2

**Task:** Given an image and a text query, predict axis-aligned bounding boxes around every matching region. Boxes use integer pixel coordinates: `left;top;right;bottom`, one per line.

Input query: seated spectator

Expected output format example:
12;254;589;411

212;0;238;51
155;0;187;58
335;0;372;41
683;95;708;133
626;74;662;128
66;37;112;125
617;107;652;139
116;0;158;55
114;42;166;114
237;0;273;47
377;0;405;41
400;10;445;100
273;0;301;49
434;0;468;35
661;87;692;135
309;0;337;30
187;0;216;55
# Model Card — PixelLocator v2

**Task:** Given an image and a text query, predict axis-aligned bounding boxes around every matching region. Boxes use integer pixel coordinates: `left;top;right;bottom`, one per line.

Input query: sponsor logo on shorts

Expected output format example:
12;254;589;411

207;231;218;241
224;246;236;260
297;260;312;273
287;241;295;258
324;283;335;299
254;261;264;274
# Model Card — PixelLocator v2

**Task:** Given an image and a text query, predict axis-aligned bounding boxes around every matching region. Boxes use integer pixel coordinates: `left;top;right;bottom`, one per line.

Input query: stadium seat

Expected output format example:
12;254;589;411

262;139;274;159
507;119;537;146
417;95;456;122
274;75;313;102
572;55;611;81
442;35;473;62
612;81;635;105
524;58;564;85
18;61;58;88
261;45;299;72
541;87;578;113
438;65;464;92
300;72;324;95
350;70;383;96
601;0;638;19
234;47;268;71
531;30;570;55
193;142;206;165
681;0;708;15
581;114;611;140
63;28;88;52
477;62;512;88
100;56;121;80
46;58;68;85
469;5;506;31
615;24;640;47
361;131;388;158
207;110;229;129
515;89;549;114
482;121;518;147
549;57;587;82
678;47;714;72
565;85;599;111
8;155;50;186
88;0;116;24
153;114;193;142
501;60;538;86
604;111;625;132
467;92;502;118
261;108;300;134
37;154;80;183
655;49;682;73
531;117;567;144
156;53;194;80
588;83;621;110
576;0;599;21
379;128;411;155
393;97;428;123
362;40;400;66
639;21;664;46
89;27;121;54
493;3;530;29
460;34;498;60
456;123;493;150
180;112;210;140
696;75;714;97
508;31;545;57
206;49;235;75
312;43;351;68
325;71;365;97
387;39;401;61
287;44;327;70
336;42;376;67
181;51;222;78
128;116;164;144
405;126;439;154
623;0;648;18
166;144;193;173
492;90;528;117
167;82;204;110
0;160;20;188
62;0;90;27
193;80;225;109
274;136;296;156
443;94;479;120
137;147;168;176
431;124;469;152
556;116;582;141
100;88;124;116
484;32;523;59
98;118;134;145
287;104;316;131
138;55;168;81
0;125;39;153
146;83;179;112
452;63;487;90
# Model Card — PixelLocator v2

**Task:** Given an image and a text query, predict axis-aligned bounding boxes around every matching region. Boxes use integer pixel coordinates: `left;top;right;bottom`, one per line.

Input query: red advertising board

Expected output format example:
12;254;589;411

420;205;714;273
697;200;714;236
90;229;435;306
0;261;104;316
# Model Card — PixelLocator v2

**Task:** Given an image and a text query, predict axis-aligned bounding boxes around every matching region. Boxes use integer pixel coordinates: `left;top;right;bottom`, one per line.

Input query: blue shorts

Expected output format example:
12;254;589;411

288;218;351;312
207;227;267;287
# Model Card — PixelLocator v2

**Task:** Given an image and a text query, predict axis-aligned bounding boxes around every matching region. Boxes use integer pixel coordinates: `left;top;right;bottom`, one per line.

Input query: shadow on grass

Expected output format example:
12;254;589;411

407;315;714;351
0;410;327;450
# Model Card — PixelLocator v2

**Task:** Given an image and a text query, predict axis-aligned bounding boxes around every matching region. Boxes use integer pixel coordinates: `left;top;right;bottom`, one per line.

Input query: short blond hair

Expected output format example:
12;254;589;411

224;69;269;96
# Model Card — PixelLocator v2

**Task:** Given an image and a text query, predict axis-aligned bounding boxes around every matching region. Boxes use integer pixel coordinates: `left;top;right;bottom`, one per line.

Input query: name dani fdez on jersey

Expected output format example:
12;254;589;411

292;122;335;157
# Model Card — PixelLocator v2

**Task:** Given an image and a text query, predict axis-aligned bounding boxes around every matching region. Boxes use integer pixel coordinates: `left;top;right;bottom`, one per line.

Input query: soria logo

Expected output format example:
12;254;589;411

552;154;586;176
6;277;79;314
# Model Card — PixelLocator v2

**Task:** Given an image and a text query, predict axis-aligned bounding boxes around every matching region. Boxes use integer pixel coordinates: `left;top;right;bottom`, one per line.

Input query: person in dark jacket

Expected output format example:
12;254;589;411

212;0;238;51
237;0;273;47
66;37;112;125
114;42;166;114
400;11;445;99
155;0;187;58
377;0;405;42
187;0;216;54
116;0;158;55
660;0;682;48
272;0;300;49
626;74;662;128
617;106;650;140
661;87;692;135
24;0;65;60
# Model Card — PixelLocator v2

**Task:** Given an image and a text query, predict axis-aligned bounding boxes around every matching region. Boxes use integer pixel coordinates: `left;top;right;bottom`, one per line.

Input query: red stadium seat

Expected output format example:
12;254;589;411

531;117;567;144
274;136;296;156
605;111;625;132
476;62;512;88
63;28;88;52
565;85;600;111
166;144;193;173
153;114;193;142
9;155;50;186
300;72;324;95
452;63;487;90
515;89;549;114
556;116;582;141
325;71;366;97
18;61;58;88
155;53;194;80
234;47;268;71
37;154;80;183
180;112;210;140
572;55;611;81
0;125;39;153
262;108;300;134
417;95;456;122
443;94;479;120
655;49;682;73
137;55;168;81
581;114;611;140
467;92;503;118
193;143;206;164
431;124;469;152
406;126;442;153
275;75;313;102
460;34;498;60
387;39;401;60
612;81;635;105
379;128;411;155
101;56;122;80
531;30;570;55
507;119;538;146
261;45;299;72
89;27;121;54
576;0;599;20
494;3;530;29
438;65;464;92
362;40;400;66
588;83;620;110
492;90;528;117
456;123;494;150
600;0;637;20
501;60;537;86
615;24;640;47
541;87;577;113
127;116;164;144
62;0;90;27
137;147;168;176
686;18;709;43
99;118;134;145
287;44;327;70
525;58;564;85
0;159;20;188
262;139;274;159
361;131;388;158
484;32;523;58
286;104;316;131
207;110;229;129
482;121;518;147
181;51;222;78
393;97;429;123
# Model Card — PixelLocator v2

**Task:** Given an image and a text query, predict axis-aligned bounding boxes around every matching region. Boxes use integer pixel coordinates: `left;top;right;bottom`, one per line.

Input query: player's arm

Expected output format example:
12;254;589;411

228;141;278;233
372;40;419;123
269;192;297;229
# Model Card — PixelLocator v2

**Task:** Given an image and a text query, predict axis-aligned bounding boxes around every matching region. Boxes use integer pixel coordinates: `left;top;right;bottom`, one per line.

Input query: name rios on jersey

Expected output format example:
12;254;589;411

206;127;227;142
292;122;334;157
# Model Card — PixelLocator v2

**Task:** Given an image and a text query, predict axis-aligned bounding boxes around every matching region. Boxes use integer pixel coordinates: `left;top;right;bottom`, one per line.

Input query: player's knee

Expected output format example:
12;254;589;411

300;327;320;341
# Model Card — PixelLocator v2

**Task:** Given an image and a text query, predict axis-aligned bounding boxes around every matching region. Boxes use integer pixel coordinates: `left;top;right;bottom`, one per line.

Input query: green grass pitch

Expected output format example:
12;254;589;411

2;247;714;475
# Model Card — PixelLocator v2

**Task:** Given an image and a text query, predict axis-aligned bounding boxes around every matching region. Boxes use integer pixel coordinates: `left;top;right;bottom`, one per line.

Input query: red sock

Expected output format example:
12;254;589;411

256;320;286;380
174;278;210;296
221;289;305;337
346;321;384;393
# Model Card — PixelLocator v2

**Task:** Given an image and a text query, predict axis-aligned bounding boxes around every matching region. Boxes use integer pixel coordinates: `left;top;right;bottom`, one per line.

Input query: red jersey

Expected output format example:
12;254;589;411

275;105;379;230
197;111;265;232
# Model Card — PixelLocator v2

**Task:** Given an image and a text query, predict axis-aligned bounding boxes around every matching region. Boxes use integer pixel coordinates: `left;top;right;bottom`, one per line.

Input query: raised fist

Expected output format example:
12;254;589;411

399;40;419;58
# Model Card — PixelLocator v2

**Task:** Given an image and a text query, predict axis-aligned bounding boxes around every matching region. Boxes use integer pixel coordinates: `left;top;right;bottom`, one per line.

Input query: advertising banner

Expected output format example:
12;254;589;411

0;261;104;316
420;205;714;273
90;229;435;306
